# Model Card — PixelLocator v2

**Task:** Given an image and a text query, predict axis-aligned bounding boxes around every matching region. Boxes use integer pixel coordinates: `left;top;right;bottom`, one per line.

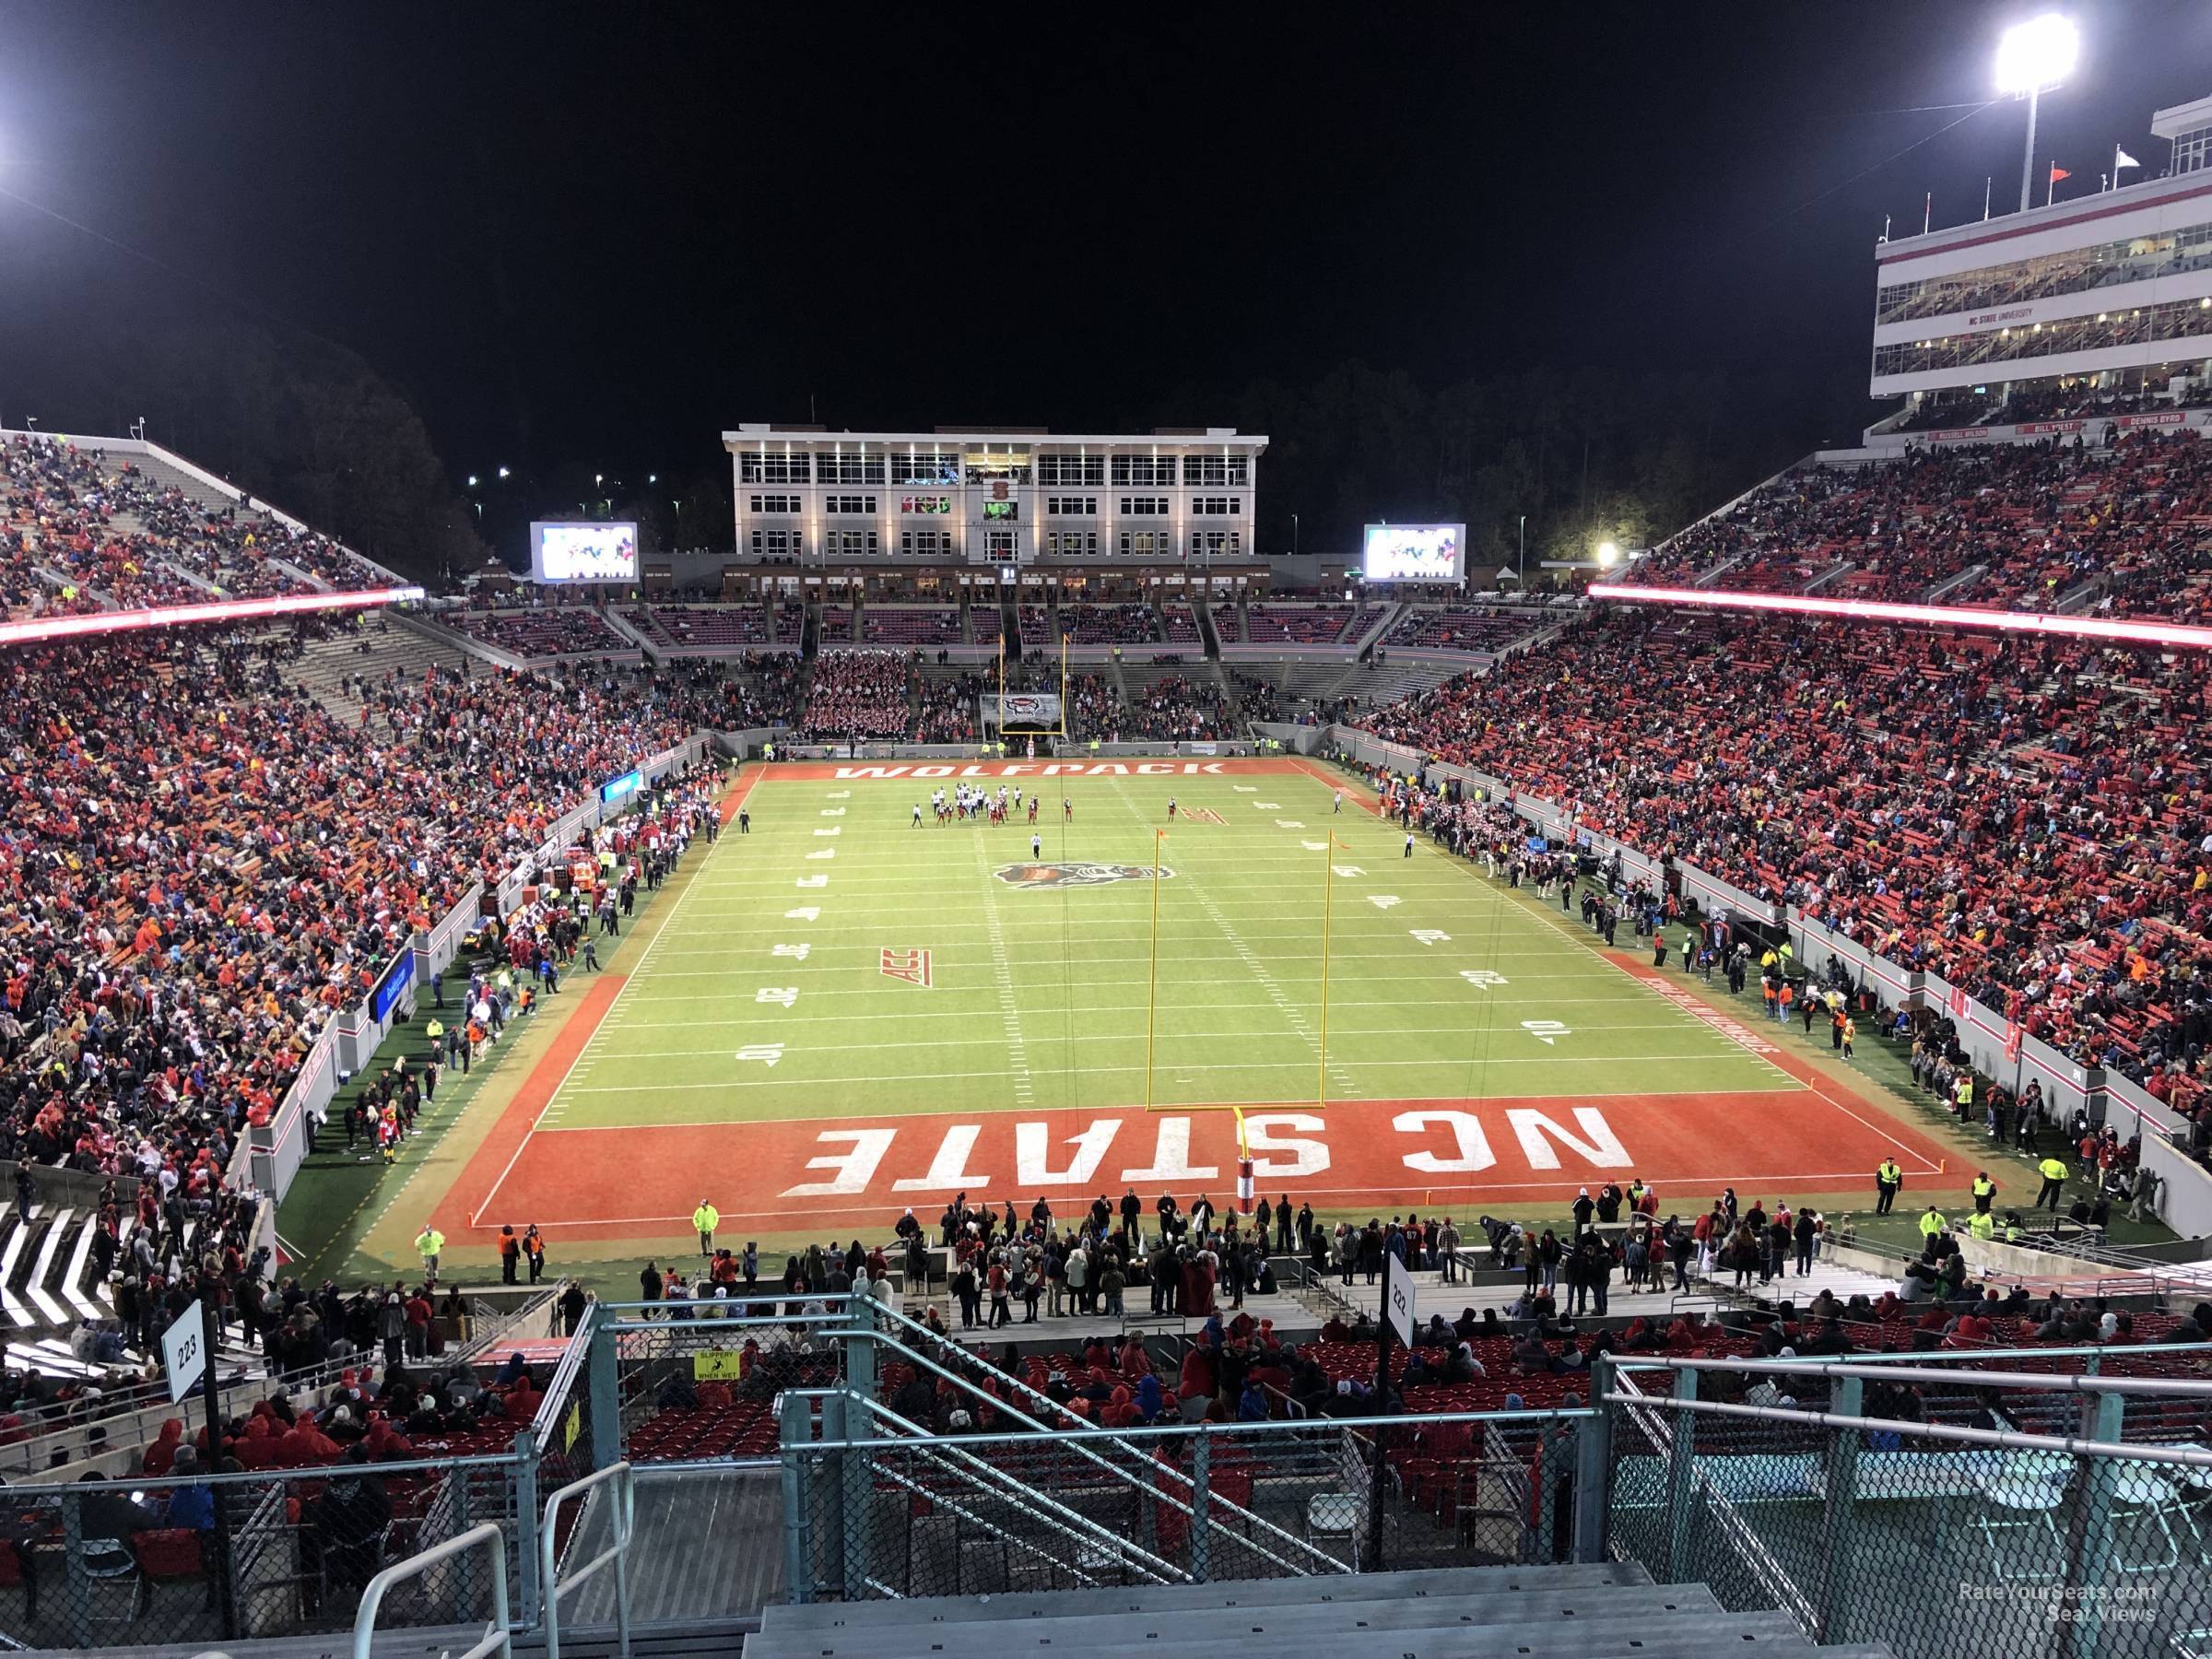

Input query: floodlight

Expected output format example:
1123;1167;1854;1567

1995;15;2077;95
1595;541;1621;569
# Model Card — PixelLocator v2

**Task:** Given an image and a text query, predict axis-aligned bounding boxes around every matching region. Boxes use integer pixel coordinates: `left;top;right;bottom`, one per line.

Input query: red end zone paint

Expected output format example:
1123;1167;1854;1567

717;766;762;825
443;1086;1955;1241
757;757;1315;782
446;971;627;1230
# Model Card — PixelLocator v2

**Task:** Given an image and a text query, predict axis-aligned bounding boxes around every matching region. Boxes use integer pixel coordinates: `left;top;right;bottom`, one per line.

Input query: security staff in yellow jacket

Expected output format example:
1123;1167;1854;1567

1874;1159;1903;1215
1971;1171;1997;1215
2035;1155;2070;1211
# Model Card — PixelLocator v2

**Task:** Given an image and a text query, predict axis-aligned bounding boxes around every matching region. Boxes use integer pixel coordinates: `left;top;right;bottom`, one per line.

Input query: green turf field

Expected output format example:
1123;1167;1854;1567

559;764;1797;1124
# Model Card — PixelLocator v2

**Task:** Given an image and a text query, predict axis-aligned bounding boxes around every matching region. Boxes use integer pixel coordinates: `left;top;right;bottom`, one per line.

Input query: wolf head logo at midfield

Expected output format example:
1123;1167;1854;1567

994;862;1172;888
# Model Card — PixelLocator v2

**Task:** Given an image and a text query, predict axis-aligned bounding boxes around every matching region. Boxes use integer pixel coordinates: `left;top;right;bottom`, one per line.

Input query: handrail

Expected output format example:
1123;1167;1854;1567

352;1520;512;1659
541;1460;633;1659
1602;1387;2212;1470
1614;1355;2212;1395
858;1301;1347;1575
531;1300;595;1441
859;1396;1188;1585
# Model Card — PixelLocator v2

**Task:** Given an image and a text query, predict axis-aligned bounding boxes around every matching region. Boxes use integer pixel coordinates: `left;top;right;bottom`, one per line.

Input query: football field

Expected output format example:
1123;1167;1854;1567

431;758;1949;1244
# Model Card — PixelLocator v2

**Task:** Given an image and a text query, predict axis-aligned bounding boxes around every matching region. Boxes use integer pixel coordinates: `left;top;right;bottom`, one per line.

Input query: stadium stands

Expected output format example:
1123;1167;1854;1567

449;605;633;659
1063;672;1120;737
1159;602;1202;644
862;605;961;646
1360;608;2212;1113
623;604;771;651
1056;603;1160;645
1122;670;1233;741
1243;604;1355;645
1385;605;1545;653
802;649;910;739
1628;430;2212;617
0;621;711;1241
0;435;396;617
915;671;982;742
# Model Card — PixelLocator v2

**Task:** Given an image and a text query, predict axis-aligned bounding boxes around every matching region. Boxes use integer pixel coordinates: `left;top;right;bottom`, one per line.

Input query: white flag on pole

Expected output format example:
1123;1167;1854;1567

2115;146;2142;172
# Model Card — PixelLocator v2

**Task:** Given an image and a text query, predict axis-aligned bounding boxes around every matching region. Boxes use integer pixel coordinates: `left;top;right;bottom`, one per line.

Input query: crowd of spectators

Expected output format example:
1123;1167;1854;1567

451;606;632;659
1124;675;1233;742
621;604;771;651
1056;603;1159;645
914;673;981;743
1359;608;2212;1137
1230;673;1282;723
1385;605;1546;653
800;650;910;740
0;620;712;1293
1631;430;2212;618
0;436;388;617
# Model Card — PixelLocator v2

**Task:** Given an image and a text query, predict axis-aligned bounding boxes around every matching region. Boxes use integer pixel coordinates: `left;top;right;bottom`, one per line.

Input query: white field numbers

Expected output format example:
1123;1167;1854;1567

1461;970;1509;988
1522;1019;1572;1045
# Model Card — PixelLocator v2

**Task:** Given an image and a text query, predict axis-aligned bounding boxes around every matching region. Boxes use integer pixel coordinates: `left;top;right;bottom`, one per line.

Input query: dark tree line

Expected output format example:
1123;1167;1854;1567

4;298;487;586
1176;360;1869;568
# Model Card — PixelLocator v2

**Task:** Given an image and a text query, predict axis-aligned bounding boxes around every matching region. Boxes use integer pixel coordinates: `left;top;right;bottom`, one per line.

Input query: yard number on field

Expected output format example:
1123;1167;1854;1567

1368;894;1401;910
735;1044;785;1066
1409;930;1450;946
1334;865;1363;878
1522;1019;1572;1045
772;943;811;959
786;907;821;921
1461;970;1510;988
758;987;799;1006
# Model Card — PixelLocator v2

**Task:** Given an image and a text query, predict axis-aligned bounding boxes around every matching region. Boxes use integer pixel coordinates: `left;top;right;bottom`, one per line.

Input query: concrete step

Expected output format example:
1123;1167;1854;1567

761;1560;1653;1631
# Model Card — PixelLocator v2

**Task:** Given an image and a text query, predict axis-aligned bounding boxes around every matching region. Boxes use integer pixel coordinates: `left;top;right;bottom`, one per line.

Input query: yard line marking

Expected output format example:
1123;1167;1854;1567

565;1021;1783;1061
465;770;759;1224
972;832;1034;1105
598;990;1661;1024
558;1050;1783;1093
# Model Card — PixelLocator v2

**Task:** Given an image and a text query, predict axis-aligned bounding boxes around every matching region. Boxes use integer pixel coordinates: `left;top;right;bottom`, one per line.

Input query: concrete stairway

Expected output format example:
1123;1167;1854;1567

281;618;477;721
744;1562;1900;1659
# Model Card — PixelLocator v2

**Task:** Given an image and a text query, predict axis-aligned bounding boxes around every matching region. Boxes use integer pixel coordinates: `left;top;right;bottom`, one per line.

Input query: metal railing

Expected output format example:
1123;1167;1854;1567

352;1521;512;1659
541;1460;633;1659
860;1299;1347;1578
1600;1352;2212;1659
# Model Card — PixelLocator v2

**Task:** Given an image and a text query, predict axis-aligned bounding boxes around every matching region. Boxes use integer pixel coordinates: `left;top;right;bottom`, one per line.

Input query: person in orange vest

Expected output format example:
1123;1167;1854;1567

499;1226;521;1285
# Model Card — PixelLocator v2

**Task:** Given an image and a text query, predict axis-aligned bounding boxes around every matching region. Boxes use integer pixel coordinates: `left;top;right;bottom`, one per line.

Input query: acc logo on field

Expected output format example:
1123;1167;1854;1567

994;863;1173;888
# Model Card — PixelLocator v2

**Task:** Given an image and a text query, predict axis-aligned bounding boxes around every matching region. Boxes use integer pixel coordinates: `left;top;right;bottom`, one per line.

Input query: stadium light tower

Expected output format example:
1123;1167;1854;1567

1595;540;1620;570
1996;14;2078;213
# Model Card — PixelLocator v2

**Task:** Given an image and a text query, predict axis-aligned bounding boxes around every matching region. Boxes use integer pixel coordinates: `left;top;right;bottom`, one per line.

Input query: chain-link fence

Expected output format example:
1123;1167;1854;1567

779;1407;1591;1603
1604;1358;2212;1659
0;1451;520;1650
608;1305;848;1464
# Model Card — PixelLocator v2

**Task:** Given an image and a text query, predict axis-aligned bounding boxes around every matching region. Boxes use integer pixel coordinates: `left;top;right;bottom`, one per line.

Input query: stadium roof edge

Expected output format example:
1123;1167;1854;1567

1589;581;2212;651
0;585;424;648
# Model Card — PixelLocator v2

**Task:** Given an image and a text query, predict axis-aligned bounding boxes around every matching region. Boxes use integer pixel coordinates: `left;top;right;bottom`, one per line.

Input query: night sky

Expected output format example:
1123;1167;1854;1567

2;2;2207;488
